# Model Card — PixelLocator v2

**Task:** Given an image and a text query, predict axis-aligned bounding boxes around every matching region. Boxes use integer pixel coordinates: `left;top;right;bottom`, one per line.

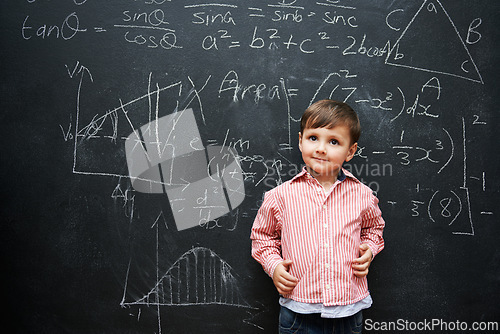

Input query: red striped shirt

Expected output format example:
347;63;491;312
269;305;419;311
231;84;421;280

251;167;385;306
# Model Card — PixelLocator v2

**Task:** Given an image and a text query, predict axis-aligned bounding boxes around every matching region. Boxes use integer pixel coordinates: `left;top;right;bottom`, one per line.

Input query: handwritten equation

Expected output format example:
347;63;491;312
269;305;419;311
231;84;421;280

60;58;492;235
21;0;485;90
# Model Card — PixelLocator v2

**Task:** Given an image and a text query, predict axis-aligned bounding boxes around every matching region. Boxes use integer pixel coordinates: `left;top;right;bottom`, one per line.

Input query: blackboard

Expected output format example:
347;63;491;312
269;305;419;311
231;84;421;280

2;1;499;333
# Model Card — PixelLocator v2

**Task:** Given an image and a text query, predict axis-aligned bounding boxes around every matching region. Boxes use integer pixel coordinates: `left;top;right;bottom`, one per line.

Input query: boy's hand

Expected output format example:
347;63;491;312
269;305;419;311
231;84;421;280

352;244;373;278
273;259;298;295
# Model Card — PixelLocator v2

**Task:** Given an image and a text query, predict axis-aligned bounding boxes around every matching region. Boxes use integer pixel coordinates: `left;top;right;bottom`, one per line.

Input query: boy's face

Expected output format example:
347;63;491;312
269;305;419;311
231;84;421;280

299;125;357;183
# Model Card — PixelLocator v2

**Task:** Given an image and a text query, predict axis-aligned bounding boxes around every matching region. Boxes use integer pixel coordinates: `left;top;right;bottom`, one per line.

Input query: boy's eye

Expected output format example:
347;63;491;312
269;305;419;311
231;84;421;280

330;139;338;145
309;136;317;141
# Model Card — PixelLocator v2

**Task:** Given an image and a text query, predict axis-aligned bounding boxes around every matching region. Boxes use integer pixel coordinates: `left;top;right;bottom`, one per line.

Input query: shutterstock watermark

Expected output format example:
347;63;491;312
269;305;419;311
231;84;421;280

262;160;393;194
364;318;499;332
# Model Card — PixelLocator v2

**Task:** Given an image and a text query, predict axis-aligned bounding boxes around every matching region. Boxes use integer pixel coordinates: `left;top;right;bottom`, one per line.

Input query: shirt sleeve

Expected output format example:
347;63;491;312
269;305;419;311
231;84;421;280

360;194;385;258
250;190;283;277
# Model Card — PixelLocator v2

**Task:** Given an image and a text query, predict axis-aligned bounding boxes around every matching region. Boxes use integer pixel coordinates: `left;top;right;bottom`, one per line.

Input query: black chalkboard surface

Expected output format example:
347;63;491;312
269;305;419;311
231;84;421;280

2;1;499;333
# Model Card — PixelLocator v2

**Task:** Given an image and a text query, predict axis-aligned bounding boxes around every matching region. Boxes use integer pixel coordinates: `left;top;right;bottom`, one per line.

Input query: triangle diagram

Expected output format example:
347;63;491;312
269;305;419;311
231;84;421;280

385;0;483;84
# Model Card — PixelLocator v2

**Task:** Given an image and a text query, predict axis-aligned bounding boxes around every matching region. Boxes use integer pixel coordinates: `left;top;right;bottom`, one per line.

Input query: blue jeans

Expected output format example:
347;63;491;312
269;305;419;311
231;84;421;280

279;306;363;334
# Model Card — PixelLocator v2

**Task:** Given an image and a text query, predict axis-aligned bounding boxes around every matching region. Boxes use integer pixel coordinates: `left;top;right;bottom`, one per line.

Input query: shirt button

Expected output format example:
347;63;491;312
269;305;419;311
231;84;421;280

324;243;328;248
325;284;331;290
323;224;328;228
323;205;327;210
325;263;330;268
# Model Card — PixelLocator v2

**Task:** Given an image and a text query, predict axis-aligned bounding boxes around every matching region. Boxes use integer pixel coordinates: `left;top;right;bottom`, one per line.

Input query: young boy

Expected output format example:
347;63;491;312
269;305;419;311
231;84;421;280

251;99;385;333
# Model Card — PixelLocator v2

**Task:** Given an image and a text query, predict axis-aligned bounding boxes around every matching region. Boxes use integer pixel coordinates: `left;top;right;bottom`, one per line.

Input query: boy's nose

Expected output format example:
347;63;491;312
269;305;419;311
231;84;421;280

316;142;326;154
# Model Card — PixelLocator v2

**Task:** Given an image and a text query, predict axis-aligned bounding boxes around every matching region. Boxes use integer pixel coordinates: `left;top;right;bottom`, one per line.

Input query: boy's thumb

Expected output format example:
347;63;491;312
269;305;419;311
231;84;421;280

282;259;293;269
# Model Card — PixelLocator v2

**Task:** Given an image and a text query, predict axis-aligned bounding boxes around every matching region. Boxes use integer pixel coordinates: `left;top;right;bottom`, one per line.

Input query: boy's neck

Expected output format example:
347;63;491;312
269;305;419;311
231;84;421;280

306;166;340;190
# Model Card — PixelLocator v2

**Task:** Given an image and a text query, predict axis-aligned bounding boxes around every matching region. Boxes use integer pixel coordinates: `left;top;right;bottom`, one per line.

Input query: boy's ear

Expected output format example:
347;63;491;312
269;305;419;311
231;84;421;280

345;142;357;162
298;132;303;152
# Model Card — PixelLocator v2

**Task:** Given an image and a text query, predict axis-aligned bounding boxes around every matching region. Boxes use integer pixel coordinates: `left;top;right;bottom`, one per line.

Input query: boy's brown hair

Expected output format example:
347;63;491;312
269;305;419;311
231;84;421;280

300;99;361;144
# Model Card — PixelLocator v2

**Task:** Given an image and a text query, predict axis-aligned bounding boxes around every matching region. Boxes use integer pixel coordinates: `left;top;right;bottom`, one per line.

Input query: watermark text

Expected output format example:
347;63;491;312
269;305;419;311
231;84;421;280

365;318;498;332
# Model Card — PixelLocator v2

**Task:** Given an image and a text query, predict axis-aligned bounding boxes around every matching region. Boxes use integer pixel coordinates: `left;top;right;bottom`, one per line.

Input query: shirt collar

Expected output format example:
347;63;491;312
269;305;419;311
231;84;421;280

337;168;347;181
292;166;348;182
